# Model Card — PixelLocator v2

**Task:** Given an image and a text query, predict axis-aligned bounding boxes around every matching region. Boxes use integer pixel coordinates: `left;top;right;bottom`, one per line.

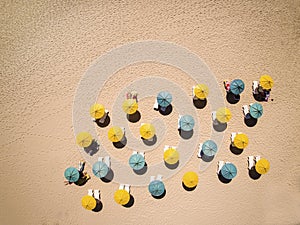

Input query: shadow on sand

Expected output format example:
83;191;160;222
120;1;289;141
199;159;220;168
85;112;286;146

230;144;244;155
141;135;157;146
248;169;262;180
199;152;215;162
218;173;232;184
159;105;173;116
244;116;258;127
127;111;141;123
84;140;99;156
152;189;166;199
100;169;114;183
178;129;194;139
164;161;179;170
113;136;127;149
182;182;197;191
92;200;103;212
226;92;240;104
95;116;110;128
212;121;227;132
123;195;135;208
133;162;148;175
193;98;207;109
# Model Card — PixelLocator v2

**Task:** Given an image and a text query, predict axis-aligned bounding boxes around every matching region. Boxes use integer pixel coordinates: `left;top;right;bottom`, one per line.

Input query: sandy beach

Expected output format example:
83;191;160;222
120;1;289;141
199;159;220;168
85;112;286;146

1;1;299;225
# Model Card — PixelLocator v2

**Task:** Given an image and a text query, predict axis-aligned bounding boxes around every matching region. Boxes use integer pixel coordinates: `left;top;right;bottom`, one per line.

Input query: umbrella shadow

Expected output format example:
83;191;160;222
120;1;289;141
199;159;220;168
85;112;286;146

178;129;194;139
182;182;197;191
159;104;173;116
164;161;179;170
230;144;244;155
126;111;141;123
113;136;127;149
244;116;258;127
74;176;89;186
92;200;103;212
122;195;135;208
152;189;166;199
248;169;262;180
253;93;267;102
133;162;148;175
193;98;207;109
95;116;110;128
217;173;232;184
141;135;157;146
100;169;114;183
199;151;215;162
212;121;227;132
84;140;99;156
226;92;240;104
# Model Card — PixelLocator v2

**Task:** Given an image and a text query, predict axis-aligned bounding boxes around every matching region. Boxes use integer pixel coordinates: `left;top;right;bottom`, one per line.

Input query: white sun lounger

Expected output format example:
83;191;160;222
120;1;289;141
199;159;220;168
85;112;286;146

164;145;170;152
217;161;225;174
150;176;155;182
139;152;145;158
192;86;198;99
157;174;163;181
93;189;100;200
178;115;182;129
197;143;203;158
231;132;242;143
212;111;219;125
255;155;261;162
98;157;103;162
104;156;111;169
242;105;249;117
88;189;93;196
248;156;255;169
132;151;138;155
124;184;131;193
153;99;159;110
252;81;259;94
98;109;109;123
119;184;125;190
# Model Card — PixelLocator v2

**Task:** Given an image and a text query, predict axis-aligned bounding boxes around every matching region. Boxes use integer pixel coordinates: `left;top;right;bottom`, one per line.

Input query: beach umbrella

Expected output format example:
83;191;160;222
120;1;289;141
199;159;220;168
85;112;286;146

64;167;80;183
182;171;198;188
233;133;249;149
157;91;172;107
76;132;93;148
108;126;124;142
92;161;109;178
230;79;245;95
201;140;218;156
259;75;274;90
81;195;96;210
140;123;155;139
129;153;145;170
216;107;232;123
220;163;237;180
249;103;263;119
122;99;138;115
179;115;195;131
255;158;270;174
89;103;105;119
148;180;165;197
164;147;179;165
114;189;130;205
194;84;209;99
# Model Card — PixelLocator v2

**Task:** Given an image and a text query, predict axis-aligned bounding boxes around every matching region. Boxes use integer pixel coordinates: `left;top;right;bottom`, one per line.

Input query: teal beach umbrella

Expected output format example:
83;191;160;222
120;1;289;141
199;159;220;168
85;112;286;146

92;161;109;178
179;115;195;131
249;103;263;119
157;91;172;108
129;153;145;170
202;140;218;156
64;167;80;183
221;163;237;180
148;180;165;196
230;79;245;95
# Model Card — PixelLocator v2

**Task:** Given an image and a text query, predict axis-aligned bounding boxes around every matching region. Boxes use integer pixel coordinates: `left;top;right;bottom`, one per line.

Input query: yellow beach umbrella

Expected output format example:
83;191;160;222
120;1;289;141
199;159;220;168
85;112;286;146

216;107;232;123
76;132;93;148
164;147;179;165
122;99;138;115
114;189;130;205
89;103;105;119
233;133;249;149
108;126;124;142
259;75;274;90
81;195;96;210
194;84;209;99
255;158;270;174
140;123;155;139
182;171;198;188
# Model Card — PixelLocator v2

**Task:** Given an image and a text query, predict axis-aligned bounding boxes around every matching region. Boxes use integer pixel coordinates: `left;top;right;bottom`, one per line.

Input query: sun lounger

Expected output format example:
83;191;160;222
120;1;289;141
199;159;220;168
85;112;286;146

78;160;85;172
197;143;203;158
104;156;111;169
124;184;131;193
217;161;225;174
153;99;159;110
98;157;103;162
88;189;93;196
93;189;100;200
157;174;163;181
119;184;125;190
252;81;259;94
139;152;145;158
255;155;261;162
132;151;138;155
98;109;109;123
231;132;242;144
121;127;125;135
223;80;230;92
126;92;132;99
248;156;255;169
150;176;155;182
242;105;249;117
192;86;198;100
178;115;182;129
212;111;218;125
164;145;170;152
